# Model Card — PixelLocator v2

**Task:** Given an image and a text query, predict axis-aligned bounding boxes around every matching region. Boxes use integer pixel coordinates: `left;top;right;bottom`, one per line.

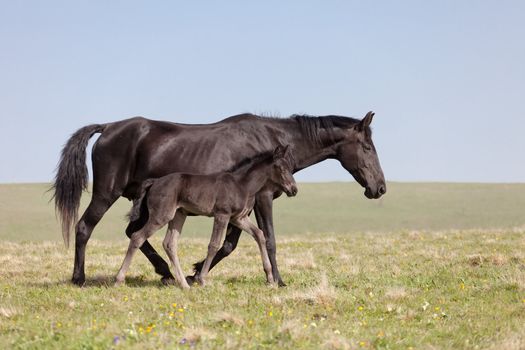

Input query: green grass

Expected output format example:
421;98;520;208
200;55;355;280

0;182;524;349
1;231;524;349
1;182;525;242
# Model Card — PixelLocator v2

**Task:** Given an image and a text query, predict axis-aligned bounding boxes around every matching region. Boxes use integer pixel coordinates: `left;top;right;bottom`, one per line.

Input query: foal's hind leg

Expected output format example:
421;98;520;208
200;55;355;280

233;217;274;284
115;221;163;285
162;211;190;289
196;215;229;286
125;199;175;284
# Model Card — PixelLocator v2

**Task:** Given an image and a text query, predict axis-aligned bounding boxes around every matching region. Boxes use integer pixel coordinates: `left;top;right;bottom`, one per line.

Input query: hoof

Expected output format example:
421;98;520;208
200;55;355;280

161;276;176;286
194;275;205;286
277;279;287;288
185;275;196;286
185;275;205;287
71;276;85;287
114;280;125;287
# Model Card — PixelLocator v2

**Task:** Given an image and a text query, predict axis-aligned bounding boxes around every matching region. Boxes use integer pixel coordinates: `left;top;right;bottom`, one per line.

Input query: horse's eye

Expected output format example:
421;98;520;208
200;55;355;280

364;144;372;151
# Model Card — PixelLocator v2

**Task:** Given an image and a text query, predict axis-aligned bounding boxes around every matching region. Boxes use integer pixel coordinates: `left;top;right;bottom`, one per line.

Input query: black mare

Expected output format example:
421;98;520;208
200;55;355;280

53;111;386;286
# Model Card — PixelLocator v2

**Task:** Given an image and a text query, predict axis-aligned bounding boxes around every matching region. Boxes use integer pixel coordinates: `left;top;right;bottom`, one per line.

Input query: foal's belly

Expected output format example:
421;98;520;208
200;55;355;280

177;200;214;217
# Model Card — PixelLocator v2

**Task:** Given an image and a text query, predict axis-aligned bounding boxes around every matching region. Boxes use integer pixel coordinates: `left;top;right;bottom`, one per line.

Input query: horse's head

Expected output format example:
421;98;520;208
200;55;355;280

335;111;386;199
271;145;298;197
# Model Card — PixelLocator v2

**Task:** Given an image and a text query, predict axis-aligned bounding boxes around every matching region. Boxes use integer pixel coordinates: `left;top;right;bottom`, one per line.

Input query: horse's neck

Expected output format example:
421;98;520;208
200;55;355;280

284;124;344;172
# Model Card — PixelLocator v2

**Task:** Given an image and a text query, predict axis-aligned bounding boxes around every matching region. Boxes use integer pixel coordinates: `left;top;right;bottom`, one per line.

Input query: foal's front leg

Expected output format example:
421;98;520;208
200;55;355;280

196;214;229;286
163;211;190;289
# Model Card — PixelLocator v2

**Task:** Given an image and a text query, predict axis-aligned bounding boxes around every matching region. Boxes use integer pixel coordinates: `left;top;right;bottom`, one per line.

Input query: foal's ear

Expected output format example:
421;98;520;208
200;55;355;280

357;111;374;132
273;145;289;159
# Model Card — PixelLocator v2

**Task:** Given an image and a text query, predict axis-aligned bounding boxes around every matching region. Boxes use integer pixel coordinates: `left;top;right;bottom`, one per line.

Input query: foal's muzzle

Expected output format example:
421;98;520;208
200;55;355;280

285;184;298;197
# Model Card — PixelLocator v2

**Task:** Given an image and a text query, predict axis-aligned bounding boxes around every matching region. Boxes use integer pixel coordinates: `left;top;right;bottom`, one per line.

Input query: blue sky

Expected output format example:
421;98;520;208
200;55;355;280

1;1;524;183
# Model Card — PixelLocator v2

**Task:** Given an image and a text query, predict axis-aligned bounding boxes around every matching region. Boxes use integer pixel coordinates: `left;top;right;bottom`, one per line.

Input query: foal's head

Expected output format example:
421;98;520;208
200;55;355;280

269;145;298;197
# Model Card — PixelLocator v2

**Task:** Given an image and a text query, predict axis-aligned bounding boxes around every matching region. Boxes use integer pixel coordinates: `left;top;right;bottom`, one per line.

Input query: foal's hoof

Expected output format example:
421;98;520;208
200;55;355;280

114;279;125;287
161;276;177;286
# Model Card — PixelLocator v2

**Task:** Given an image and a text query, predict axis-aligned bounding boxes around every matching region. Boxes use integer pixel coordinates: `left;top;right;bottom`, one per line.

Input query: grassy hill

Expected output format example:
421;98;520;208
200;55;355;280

1;182;524;242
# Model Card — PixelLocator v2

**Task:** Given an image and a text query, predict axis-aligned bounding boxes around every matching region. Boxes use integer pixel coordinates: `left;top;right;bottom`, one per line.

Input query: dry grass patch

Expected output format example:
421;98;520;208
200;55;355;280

215;312;244;326
0;306;19;318
384;286;408;300
486;327;525;350
283;273;336;306
283;249;317;270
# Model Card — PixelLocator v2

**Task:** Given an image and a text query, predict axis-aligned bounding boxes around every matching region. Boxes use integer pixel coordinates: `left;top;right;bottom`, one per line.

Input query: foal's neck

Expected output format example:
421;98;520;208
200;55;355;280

234;159;273;196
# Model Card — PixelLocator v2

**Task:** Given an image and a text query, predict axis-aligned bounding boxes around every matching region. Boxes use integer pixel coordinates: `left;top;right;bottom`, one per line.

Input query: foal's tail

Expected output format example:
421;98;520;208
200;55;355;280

128;179;155;222
52;124;106;248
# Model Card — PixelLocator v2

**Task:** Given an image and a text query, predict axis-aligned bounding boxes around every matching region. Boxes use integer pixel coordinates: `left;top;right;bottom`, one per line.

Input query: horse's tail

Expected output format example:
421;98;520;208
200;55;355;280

128;179;155;222
52;123;107;248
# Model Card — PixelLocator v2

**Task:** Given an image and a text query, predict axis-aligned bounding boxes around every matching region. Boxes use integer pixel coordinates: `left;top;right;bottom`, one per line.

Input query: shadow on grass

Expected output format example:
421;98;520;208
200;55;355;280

224;275;270;287
26;275;168;289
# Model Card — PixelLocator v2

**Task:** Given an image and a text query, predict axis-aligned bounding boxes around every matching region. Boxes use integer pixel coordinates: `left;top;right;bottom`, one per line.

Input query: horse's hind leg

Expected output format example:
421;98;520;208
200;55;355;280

196;215;229;286
233;217;274;284
125;200;175;284
115;221;163;285
72;194;118;286
162;211;190;289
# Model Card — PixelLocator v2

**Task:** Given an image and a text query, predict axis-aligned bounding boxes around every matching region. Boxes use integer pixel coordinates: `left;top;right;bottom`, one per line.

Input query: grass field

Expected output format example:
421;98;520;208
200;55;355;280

1;182;525;241
0;182;524;349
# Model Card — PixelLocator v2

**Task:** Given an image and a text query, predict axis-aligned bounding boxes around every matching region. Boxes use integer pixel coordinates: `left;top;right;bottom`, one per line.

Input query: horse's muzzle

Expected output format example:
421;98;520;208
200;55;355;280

365;184;386;199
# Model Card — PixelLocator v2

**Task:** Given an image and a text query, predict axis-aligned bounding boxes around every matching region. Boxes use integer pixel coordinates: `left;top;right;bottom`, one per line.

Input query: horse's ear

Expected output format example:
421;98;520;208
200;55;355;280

357;111;374;131
273;145;289;159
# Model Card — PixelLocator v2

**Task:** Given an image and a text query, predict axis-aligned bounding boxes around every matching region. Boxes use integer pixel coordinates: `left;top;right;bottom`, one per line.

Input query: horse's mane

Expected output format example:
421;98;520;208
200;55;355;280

224;113;370;144
290;114;368;145
224;113;368;172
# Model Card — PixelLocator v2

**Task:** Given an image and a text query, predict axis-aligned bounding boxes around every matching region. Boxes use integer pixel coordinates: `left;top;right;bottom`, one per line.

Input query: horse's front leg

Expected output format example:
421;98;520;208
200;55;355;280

254;192;286;287
196;215;229;286
232;217;274;284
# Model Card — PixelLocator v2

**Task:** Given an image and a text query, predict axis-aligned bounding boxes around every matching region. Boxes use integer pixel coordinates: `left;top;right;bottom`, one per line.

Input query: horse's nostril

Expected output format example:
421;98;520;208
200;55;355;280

378;186;386;195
